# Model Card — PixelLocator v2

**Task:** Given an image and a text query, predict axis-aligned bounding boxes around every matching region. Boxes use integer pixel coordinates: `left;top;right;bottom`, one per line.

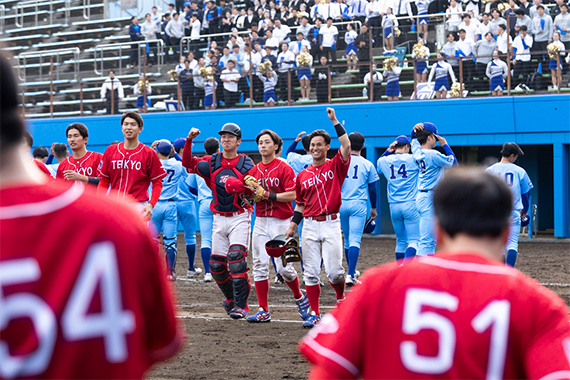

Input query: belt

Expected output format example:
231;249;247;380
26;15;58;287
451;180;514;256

307;214;338;222
215;208;246;217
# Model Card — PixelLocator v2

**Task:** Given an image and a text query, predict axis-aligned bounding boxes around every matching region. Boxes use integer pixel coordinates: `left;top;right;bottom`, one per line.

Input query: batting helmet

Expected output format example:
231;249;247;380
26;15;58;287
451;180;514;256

363;217;376;234
265;234;288;258
218;123;242;139
521;214;530;227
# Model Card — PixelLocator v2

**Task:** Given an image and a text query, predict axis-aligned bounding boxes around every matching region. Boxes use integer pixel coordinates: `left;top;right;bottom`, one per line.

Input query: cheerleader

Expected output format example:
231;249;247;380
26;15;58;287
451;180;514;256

257;70;278;107
203;75;216;110
427;53;456;99
383;62;402;101
345;23;358;71
296;46;314;101
133;74;152;113
382;8;398;52
416;0;430;41
549;32;565;90
412;38;430;83
486;50;508;96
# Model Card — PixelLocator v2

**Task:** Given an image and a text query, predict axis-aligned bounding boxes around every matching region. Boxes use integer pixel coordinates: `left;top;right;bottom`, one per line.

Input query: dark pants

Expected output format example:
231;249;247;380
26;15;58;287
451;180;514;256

170;37;181;61
368;16;382;47
145;40;157;64
181;89;194;110
193;87;205;108
175;0;184;13
532;40;548;72
513;60;532;86
224;89;239;107
460;60;475;90
368;83;382;100
105;98;120;114
316;83;328;103
475;62;489;91
321;46;337;66
130;42;139;66
277;71;289;101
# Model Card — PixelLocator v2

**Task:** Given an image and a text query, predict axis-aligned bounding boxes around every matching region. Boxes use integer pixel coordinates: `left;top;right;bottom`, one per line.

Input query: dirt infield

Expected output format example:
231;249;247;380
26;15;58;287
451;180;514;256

148;236;569;380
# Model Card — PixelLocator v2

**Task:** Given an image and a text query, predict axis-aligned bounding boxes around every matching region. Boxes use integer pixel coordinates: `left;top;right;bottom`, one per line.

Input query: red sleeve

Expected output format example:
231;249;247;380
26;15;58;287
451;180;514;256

149;178;163;207
148;149;167;182
295;174;305;207
34;160;51;176
56;162;65;180
182;138;199;171
334;149;351;179
283;164;296;192
98;147;111;178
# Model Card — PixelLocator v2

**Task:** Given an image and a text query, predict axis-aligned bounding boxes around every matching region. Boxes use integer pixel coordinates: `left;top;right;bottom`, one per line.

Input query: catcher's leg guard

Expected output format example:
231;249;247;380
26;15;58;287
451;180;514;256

209;254;234;300
227;244;250;309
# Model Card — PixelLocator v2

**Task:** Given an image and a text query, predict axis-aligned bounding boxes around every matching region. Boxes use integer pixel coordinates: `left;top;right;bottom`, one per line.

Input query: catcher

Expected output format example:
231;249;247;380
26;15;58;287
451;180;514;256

226;129;310;323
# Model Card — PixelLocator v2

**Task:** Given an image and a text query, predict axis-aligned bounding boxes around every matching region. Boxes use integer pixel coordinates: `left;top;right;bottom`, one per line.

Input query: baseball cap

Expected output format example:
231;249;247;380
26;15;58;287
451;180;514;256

173;137;186;149
422;122;438;135
396;135;410;144
156;139;172;154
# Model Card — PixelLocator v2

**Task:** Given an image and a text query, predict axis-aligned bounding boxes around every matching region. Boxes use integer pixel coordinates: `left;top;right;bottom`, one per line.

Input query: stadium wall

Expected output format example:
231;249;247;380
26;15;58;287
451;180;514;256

28;94;570;238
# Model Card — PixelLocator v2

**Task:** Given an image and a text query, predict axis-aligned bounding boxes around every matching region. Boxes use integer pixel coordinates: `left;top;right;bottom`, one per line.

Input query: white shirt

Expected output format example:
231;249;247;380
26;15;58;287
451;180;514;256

273;24;292;43
221;68;241;92
455;37;474;60
289;39;312;55
364;71;383;83
496;32;513;54
458;21;478;41
265;36;279;56
319;24;339;47
477;21;491;38
190;19;201;39
512;34;533;62
446;4;463;28
330;2;348;19
100;78;124;100
277;50;296;72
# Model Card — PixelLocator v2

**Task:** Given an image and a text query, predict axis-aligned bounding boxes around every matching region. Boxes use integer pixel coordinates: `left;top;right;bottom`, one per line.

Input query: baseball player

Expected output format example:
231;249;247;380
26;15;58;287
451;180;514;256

243;129;310;323
339;132;379;285
171;138;202;278
0;53;182;379
97;112;167;221
485;142;533;267
182;123;254;319
286;131;314;175
150;139;188;280
285;107;351;329
56;123;103;186
377;135;420;261
299;168;570;379
411;122;457;256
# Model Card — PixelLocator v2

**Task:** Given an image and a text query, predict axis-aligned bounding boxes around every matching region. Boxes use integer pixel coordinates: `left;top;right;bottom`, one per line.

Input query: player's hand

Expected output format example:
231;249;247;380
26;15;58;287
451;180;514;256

188;128;201;139
326;107;338;123
63;170;86;182
520;212;528;219
412;123;424;133
285;223;297;239
151;140;160;149
437;135;448;145
50;142;58;155
388;141;397;152
370;208;377;221
295;131;307;142
142;203;153;221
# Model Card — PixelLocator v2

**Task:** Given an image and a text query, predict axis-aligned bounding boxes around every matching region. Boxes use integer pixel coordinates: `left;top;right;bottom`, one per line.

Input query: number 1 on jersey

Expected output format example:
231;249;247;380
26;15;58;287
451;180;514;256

389;164;408;179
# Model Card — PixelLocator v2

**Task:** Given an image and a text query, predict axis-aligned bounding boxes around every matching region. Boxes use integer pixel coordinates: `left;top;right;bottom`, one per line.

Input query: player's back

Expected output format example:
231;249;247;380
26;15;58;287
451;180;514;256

377;153;419;203
0;181;182;379
413;147;454;191
485;162;533;210
286;151;313;175
341;154;379;202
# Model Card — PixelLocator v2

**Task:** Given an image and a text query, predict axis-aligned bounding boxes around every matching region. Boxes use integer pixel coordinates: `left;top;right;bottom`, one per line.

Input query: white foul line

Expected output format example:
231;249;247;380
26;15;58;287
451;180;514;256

176;314;303;324
540;283;570;287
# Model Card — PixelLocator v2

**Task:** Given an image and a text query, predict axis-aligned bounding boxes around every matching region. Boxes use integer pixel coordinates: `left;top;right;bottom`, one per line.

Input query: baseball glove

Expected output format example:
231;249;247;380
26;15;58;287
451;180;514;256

281;238;302;267
244;175;266;203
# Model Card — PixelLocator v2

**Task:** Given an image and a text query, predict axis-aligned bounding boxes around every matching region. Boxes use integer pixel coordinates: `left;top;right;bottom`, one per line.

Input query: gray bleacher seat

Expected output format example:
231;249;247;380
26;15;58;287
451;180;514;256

12;62;62;70
72;17;131;29
2;10;51;21
25;110;94;118
4;24;67;36
32;38;101;50
19;79;76;87
0;34;49;45
1;45;30;53
53;27;121;39
56;2;104;13
102;34;131;42
80;73;162;82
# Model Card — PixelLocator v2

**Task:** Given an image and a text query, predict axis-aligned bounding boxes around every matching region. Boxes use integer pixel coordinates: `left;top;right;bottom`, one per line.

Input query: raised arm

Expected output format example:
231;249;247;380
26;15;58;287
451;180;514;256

182;127;202;172
326;107;350;160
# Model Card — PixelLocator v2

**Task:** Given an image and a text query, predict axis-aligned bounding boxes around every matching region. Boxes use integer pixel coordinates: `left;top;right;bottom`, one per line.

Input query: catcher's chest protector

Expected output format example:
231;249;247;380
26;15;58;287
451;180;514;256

210;153;254;212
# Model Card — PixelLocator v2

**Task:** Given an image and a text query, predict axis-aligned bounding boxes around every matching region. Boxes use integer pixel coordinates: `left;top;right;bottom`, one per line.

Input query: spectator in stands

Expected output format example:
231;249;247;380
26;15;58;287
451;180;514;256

151;6;162;35
297;45;313;101
193;57;206;108
33;146;49;163
46;143;69;178
320;17;338;67
474;32;497;90
489;9;507;36
175;0;184;15
549;31;565;89
519;0;532;15
513;25;533;89
442;32;459;78
455;29;475;89
189;12;201;54
179;60;195;110
133;74;152;113
428;52;457;98
290;32;311;56
356;24;371;82
142;13;158;65
265;28;280;56
446;0;463;32
163;13;172;61
554;3;570;72
277;42;296;101
189;1;204;24
101;70;124;114
221;59;241;107
128;16;142;69
314;55;330;103
166;13;185;61
166;3;175;16
309;18;323;57
364;63;383;101
515;9;533;35
412;38;430;83
274;18;292;45
382;8;398;52
351;0;367;24
529;0;550;19
332;0;349;25
497;24;513;54
551;0;565;19
532;5;553;73
477;12;492;39
297;16;313;37
487;49;509;95
262;46;278;68
458;14;478;42
204;0;220;35
251;30;265;47
366;0;382;47
220;46;233;68
182;5;192;36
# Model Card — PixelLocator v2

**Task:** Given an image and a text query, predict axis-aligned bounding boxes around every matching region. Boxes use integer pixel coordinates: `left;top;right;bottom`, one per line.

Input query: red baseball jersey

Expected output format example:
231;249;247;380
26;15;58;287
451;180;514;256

299;252;570;380
98;142;166;202
31;158;51;176
296;150;350;217
0;181;183;379
56;150;103;181
250;158;296;219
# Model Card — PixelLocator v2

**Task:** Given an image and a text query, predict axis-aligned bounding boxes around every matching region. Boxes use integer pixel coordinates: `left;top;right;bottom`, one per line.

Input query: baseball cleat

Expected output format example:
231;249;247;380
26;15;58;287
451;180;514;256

187;267;203;278
223;299;235;315
229;307;248;319
168;270;176;282
302;312;321;328
203;273;213;282
274;273;285;284
246;309;271;323
295;294;311;320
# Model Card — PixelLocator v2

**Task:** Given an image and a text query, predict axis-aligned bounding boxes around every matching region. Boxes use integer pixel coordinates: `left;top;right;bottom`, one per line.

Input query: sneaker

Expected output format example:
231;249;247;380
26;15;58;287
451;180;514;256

187;267;203;278
223;299;235;315
295;294;311;320
274;273;285;284
229;307;248;319
246;308;271;323
167;270;176;281
345;275;361;287
204;272;213;282
302;312;321;328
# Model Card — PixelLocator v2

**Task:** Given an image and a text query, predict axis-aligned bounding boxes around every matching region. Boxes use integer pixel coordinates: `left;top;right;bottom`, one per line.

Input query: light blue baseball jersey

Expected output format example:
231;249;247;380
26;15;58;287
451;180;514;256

485;162;533;210
286;152;313;175
160;158;187;200
178;172;196;202
377;153;419;203
412;140;455;191
189;173;213;201
341;154;379;201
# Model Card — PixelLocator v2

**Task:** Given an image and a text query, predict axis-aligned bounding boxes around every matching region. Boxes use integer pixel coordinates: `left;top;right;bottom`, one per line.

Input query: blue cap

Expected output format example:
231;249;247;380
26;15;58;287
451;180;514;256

396;135;410;144
156;139;172;154
422;122;438;135
363;217;376;234
173;138;186;149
